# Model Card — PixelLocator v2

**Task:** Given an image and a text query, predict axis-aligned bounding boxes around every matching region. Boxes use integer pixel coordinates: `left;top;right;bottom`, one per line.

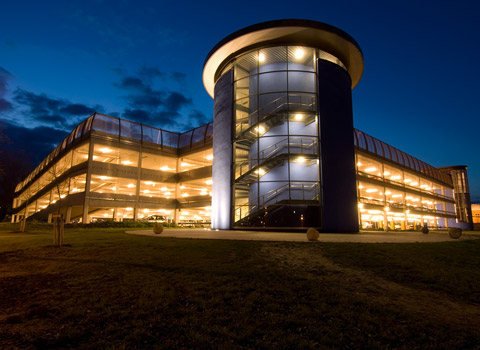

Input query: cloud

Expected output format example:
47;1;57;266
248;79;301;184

0;67;14;113
0;98;13;113
113;66;197;129
0;119;69;165
188;109;209;125
0;66;13;95
13;88;103;129
164;92;191;111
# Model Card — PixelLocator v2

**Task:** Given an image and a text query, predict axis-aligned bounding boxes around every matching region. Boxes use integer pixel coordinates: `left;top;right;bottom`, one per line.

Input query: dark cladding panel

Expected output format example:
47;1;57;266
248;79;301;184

317;59;359;232
212;70;234;229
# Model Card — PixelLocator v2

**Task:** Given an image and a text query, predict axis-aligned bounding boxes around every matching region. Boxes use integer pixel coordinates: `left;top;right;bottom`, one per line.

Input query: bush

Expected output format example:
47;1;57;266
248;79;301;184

153;223;164;234
306;227;320;241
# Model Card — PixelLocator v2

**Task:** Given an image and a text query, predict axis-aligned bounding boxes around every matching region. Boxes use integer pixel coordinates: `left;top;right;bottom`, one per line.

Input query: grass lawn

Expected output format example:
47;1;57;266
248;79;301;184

0;223;479;349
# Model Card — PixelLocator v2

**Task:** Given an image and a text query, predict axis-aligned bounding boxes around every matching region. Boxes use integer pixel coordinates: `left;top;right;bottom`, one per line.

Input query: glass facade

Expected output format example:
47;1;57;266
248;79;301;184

12;113;213;226
230;46;329;228
12;112;470;231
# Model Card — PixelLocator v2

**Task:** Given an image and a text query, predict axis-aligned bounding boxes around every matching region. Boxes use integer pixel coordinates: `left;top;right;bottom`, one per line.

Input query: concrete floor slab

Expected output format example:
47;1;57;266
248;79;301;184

126;229;479;243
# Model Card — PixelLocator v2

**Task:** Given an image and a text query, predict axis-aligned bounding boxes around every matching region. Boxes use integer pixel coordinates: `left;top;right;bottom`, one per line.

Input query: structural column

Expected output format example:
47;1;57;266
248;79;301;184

211;70;234;230
317;59;359;232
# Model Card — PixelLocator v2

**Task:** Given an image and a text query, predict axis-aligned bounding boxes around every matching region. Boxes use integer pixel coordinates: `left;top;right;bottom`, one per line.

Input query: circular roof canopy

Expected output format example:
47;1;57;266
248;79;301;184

203;19;364;98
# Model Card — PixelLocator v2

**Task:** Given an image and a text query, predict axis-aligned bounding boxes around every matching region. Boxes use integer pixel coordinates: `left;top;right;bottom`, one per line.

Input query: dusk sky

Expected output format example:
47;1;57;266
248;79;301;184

0;0;479;201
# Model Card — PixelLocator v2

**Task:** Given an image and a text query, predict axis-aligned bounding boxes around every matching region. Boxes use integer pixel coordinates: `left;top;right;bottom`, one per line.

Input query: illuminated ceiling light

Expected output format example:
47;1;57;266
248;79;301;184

143;190;150;193
164;192;171;196
366;188;377;193
99;176;109;180
60;194;66;198
258;53;265;62
84;155;89;159
145;181;154;185
410;182;418;186
160;165;169;171
121;160;133;165
200;191;208;195
385;191;392;195
404;179;412;183
406;196;413;200
390;175;401;180
392;194;402;198
126;208;133;211
358;185;364;189
143;209;149;213
206;179;213;185
255;168;265;176
295;48;304;59
297;156;305;163
99;148;112;153
206;155;213;160
183;211;189;215
182;193;189;197
180;185;185;189
412;198;420;202
254;125;265;134
127;183;135;188
103;213;108;217
181;162;190;167
357;162;362;166
161;187;168;191
365;167;377;173
72;188;79;192
295;113;303;120
357;203;364;208
111;187;116;191
384;171;391;176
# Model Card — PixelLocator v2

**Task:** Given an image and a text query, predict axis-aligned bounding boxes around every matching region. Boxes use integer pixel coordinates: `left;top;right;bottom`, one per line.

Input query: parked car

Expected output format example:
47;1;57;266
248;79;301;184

143;215;166;223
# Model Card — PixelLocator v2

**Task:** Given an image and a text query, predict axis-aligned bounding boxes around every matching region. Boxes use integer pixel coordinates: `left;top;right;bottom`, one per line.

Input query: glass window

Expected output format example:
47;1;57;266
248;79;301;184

120;119;142;140
142;152;176;172
142;125;162;144
358;181;384;205
92;144;138;167
383;164;403;183
180;149;212;172
259;72;287;94
288;46;315;71
162;130;179;148
90;175;136;196
356;154;382;178
72;143;89;166
69;174;86;194
234;51;258;80
259;46;287;73
192;125;207;144
140;180;175;198
179;131;193;148
92;114;120;135
288;71;316;92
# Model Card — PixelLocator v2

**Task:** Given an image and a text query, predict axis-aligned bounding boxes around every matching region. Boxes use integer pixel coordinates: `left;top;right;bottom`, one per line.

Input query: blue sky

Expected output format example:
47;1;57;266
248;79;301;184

1;0;479;201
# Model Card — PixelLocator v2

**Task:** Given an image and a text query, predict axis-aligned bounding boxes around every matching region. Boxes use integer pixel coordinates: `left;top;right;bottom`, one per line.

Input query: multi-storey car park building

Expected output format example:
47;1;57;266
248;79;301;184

12;19;474;232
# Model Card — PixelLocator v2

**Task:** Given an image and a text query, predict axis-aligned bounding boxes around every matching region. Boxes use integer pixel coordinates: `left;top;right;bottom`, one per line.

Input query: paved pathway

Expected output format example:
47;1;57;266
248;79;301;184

126;228;479;243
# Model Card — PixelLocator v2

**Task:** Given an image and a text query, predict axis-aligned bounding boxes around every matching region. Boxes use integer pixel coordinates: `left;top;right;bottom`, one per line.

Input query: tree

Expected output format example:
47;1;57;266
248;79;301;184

45;153;71;246
0;151;33;222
